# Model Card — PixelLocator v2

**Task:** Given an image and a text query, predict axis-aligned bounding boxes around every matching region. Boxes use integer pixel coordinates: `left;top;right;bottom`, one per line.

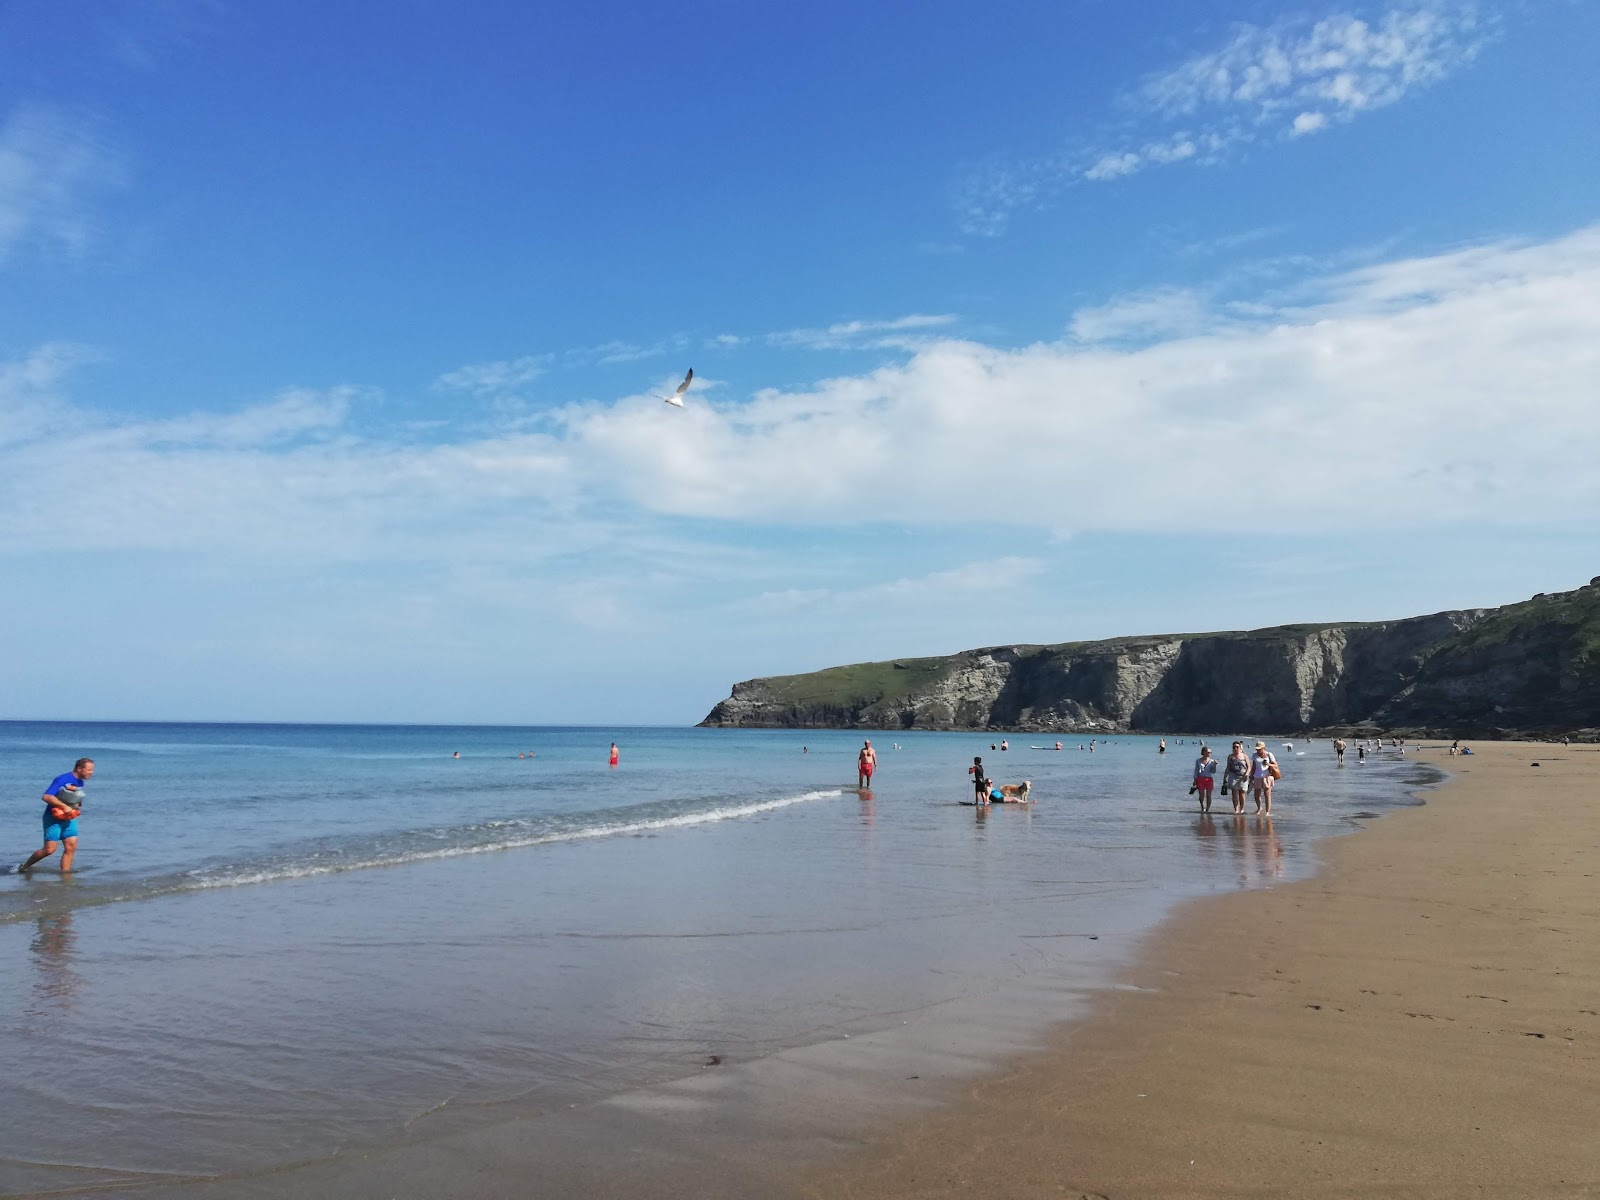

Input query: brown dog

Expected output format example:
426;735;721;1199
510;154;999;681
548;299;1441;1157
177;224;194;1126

998;781;1032;801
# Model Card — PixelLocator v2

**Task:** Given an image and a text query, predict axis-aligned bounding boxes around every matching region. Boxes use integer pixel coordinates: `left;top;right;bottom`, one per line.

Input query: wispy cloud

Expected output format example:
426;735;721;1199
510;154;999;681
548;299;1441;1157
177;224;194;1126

957;1;1494;233
0;104;126;264
1068;287;1219;343
435;355;551;397
742;557;1046;614
565;334;691;366
1122;2;1492;156
766;314;959;351
0;341;100;446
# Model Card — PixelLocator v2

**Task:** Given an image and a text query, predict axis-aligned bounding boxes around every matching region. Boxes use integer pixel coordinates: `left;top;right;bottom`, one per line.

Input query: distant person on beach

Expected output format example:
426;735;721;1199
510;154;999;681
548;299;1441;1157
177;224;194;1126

1192;747;1218;813
1250;742;1277;814
1158;739;1167;754
1223;742;1250;815
1358;743;1366;763
857;740;877;788
1334;737;1346;765
609;743;620;767
18;758;93;874
1000;739;1008;751
969;756;988;804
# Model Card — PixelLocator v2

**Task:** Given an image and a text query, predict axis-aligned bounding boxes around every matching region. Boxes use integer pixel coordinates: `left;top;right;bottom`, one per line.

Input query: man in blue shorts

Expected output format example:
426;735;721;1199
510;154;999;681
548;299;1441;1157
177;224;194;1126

19;758;94;873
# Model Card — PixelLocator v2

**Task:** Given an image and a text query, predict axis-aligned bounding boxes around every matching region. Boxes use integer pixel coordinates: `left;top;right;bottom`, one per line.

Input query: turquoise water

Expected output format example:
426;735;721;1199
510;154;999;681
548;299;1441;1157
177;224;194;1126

0;722;1436;1192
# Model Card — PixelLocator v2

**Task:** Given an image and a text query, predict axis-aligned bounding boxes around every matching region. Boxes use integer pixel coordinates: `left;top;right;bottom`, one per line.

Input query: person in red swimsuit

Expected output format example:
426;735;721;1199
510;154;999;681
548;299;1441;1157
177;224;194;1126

857;740;877;788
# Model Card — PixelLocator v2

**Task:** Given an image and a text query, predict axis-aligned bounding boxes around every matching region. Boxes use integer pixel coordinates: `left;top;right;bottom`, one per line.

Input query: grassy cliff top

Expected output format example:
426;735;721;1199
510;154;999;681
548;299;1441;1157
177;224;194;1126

753;655;960;708
1434;586;1600;660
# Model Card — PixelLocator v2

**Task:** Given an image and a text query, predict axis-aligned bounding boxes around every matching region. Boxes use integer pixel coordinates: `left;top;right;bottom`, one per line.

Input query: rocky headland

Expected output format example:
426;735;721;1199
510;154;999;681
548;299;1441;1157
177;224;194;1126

700;580;1600;737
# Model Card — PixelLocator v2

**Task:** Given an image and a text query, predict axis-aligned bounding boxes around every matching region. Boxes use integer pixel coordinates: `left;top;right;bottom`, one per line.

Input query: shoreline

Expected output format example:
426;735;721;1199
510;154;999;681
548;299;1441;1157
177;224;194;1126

796;741;1600;1199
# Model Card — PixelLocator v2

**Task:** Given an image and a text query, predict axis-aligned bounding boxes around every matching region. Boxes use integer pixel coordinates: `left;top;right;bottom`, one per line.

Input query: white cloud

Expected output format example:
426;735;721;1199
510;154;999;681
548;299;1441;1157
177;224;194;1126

1105;2;1490;175
952;158;1048;236
0;341;100;445
0;105;125;264
1069;288;1217;342
1139;4;1489;119
744;557;1046;613
957;2;1493;230
1084;152;1142;182
435;355;550;397
564;225;1600;531
4;226;1598;568
766;314;959;351
564;335;690;365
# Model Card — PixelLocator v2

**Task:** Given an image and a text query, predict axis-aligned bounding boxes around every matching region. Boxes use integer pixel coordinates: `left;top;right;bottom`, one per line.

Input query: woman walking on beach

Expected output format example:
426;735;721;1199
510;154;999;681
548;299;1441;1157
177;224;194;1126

1223;741;1250;815
1250;741;1277;814
1192;746;1218;813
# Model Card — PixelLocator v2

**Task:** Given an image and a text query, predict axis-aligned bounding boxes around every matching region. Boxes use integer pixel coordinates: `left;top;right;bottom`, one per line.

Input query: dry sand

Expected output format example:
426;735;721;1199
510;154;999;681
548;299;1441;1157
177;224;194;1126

798;742;1600;1200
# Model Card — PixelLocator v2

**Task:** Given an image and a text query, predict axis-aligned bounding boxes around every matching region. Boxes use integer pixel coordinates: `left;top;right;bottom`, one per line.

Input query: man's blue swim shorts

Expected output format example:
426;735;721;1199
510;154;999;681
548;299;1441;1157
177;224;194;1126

42;810;79;842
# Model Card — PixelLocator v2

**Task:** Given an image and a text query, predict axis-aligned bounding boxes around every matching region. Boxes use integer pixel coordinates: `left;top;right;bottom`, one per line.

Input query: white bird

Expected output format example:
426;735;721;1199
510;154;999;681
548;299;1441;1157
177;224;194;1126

659;368;693;407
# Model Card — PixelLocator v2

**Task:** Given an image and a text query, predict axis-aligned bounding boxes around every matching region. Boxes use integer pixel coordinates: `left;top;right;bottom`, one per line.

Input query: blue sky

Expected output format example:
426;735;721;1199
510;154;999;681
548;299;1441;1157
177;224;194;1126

3;0;1598;724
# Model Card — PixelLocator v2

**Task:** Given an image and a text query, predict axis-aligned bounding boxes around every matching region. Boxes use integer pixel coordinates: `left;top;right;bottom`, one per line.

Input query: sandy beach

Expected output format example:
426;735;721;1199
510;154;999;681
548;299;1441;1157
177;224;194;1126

800;741;1600;1199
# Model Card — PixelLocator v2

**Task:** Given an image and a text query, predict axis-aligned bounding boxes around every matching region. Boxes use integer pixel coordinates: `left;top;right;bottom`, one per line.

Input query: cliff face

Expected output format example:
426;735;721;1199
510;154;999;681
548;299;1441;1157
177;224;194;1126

699;583;1600;736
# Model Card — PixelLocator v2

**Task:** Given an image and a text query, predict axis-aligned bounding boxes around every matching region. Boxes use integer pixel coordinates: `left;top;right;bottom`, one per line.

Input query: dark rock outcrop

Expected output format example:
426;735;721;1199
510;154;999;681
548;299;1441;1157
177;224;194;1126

700;582;1600;737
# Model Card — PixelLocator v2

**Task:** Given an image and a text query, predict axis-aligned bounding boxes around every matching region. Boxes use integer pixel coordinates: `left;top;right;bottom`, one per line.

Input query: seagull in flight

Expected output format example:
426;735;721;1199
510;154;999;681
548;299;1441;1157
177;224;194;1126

659;368;693;408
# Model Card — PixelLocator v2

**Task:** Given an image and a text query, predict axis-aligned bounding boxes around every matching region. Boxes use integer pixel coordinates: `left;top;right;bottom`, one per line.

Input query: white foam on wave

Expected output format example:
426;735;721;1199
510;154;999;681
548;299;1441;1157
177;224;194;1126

188;788;846;891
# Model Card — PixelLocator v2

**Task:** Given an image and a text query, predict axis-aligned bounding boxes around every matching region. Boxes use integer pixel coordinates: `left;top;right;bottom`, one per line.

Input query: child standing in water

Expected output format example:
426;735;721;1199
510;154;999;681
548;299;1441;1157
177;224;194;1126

968;756;988;804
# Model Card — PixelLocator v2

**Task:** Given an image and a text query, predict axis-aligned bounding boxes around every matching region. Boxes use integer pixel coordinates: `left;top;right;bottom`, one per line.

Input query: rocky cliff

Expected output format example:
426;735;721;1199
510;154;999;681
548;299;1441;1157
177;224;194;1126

699;581;1600;737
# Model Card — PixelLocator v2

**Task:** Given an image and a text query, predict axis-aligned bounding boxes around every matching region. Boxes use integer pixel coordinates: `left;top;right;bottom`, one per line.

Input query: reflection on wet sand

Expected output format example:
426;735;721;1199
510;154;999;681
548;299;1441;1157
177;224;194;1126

29;907;80;1013
1220;814;1284;887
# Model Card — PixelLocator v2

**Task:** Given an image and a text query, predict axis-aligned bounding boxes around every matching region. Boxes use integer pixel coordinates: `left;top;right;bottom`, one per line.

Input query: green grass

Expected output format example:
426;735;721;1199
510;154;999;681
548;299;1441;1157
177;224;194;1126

759;656;958;708
1441;588;1600;661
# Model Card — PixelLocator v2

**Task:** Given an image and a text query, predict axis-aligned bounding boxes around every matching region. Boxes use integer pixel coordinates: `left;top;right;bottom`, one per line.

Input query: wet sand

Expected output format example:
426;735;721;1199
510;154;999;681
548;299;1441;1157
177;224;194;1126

800;742;1600;1199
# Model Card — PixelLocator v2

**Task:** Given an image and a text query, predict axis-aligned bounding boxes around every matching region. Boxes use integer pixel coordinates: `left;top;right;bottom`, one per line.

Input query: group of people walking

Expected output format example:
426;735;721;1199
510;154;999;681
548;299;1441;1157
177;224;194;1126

1190;741;1281;815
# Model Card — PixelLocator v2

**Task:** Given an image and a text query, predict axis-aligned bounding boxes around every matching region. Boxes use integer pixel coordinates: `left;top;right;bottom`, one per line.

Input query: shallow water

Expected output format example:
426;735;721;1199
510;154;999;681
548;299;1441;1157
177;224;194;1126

0;723;1436;1192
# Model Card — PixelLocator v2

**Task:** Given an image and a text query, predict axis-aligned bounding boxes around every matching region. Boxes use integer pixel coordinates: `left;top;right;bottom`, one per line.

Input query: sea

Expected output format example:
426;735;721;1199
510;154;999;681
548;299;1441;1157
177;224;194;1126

0;722;1439;1195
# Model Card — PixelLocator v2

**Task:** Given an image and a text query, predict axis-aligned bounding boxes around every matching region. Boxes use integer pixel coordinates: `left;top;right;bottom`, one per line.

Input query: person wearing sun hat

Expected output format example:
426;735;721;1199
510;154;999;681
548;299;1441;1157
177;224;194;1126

1250;741;1278;814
